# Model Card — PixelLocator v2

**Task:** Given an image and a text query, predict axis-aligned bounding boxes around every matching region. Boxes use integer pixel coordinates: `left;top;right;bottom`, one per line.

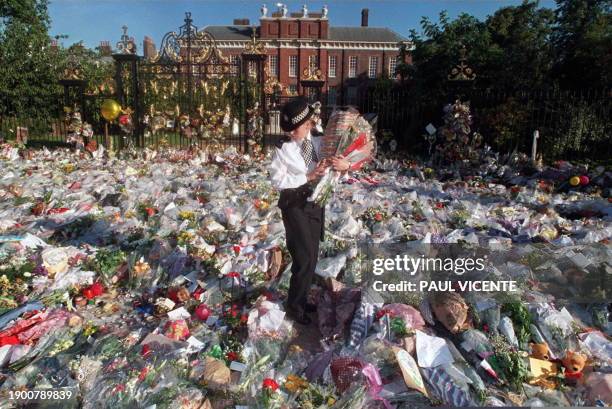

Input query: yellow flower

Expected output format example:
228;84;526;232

133;259;151;276
62;163;75;173
177;231;194;245
327;397;336;406
178;211;196;222
83;324;98;337
283;374;309;393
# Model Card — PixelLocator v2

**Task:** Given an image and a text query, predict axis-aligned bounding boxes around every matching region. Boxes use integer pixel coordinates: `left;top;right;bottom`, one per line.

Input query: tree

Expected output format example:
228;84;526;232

485;1;555;89
408;2;558;94
408;11;491;98
0;0;62;118
551;0;612;88
394;43;417;85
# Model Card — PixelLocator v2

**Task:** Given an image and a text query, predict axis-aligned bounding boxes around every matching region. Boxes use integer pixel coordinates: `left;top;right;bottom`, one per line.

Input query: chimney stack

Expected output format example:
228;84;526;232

143;36;157;60
233;18;250;25
361;9;369;27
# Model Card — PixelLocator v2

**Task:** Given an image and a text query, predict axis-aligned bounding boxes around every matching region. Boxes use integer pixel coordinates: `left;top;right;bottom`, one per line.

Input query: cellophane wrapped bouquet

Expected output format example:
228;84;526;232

309;107;376;205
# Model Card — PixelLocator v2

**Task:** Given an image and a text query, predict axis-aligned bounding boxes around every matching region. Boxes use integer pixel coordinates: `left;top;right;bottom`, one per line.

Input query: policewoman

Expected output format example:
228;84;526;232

269;98;349;325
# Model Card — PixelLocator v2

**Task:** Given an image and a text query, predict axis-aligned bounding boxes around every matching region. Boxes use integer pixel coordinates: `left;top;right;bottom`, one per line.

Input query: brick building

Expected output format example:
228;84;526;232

203;5;411;106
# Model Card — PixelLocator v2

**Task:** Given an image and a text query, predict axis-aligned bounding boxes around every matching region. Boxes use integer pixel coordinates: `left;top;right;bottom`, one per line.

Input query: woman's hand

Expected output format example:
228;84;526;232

307;160;329;181
331;155;350;172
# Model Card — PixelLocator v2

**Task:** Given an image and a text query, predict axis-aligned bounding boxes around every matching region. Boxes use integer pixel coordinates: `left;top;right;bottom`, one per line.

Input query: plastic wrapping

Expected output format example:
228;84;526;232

0;140;611;407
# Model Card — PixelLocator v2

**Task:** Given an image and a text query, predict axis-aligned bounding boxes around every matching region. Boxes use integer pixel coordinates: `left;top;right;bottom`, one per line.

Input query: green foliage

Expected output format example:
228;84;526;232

0;0;115;121
501;301;532;344
490;335;531;391
551;0;612;88
0;0;61;119
478;97;531;152
88;248;126;285
484;1;555;88
408;11;490;97
406;0;608;93
543;96;611;159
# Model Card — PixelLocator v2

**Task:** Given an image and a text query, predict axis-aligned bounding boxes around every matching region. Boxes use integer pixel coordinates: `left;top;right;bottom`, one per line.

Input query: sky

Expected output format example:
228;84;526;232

48;0;558;50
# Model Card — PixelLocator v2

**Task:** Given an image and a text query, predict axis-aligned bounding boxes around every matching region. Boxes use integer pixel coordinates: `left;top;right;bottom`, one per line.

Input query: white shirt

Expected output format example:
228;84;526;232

269;132;322;190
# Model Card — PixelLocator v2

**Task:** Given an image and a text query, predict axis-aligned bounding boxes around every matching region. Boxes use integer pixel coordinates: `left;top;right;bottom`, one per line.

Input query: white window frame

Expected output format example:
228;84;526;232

368;56;378;78
328;55;337;78
289;55;298;78
308;55;319;71
348;56;358;78
269;55;278;77
388;57;398;78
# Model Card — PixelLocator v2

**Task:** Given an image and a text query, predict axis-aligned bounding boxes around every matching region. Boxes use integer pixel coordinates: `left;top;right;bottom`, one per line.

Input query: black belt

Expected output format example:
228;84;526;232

278;183;314;209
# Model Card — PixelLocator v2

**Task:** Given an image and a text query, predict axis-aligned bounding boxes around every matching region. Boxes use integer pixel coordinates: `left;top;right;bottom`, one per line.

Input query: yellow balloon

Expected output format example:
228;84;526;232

569;176;580;186
101;99;122;121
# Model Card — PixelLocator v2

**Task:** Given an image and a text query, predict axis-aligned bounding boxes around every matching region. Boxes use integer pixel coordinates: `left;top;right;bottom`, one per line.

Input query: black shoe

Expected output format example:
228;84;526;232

286;307;312;325
305;303;317;313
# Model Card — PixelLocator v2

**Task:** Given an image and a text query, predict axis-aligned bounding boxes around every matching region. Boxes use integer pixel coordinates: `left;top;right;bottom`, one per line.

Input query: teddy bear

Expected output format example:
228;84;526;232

561;350;588;382
529;342;551;360
430;292;470;334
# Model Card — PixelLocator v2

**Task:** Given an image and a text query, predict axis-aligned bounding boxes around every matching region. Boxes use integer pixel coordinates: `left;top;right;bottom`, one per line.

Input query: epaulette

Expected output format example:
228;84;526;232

275;136;290;149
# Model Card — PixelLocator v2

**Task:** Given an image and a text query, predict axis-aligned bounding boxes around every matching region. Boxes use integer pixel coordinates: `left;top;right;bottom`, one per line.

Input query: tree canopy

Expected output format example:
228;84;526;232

406;0;610;96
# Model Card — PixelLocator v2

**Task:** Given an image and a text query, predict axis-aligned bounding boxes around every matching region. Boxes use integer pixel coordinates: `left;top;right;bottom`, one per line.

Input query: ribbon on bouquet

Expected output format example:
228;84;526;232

362;362;393;409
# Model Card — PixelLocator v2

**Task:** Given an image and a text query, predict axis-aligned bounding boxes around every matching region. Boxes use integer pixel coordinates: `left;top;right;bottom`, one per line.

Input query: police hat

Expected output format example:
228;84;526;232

280;97;316;132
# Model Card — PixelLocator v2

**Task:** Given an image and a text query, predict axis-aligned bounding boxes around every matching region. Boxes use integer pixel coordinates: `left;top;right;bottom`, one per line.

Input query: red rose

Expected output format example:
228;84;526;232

254;199;261;209
119;115;130;126
240;314;248;324
233;245;241;255
483;324;490;333
435;202;444;209
193;287;204;301
374;213;383;221
167;288;179;303
141;344;151;357
138;367;149;381
263;378;279;391
375;309;388;320
90;282;104;297
145;207;156;217
47;207;70;215
226;272;240;279
82;288;95;300
226;351;239;361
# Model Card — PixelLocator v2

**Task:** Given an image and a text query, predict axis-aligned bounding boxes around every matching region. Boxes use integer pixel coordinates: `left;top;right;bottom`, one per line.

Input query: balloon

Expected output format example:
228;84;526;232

579;175;589;186
569;176;580;186
101;99;121;121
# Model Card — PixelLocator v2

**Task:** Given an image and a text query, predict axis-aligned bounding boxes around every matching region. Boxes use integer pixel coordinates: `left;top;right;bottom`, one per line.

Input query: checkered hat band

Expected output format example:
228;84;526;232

291;106;310;124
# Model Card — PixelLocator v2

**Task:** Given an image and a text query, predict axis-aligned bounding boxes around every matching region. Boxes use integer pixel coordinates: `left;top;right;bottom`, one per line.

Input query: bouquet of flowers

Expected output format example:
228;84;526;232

257;378;284;408
309;107;376;205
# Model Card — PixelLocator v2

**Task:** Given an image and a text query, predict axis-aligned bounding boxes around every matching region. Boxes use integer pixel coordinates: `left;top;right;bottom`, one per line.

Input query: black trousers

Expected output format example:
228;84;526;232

279;185;324;313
